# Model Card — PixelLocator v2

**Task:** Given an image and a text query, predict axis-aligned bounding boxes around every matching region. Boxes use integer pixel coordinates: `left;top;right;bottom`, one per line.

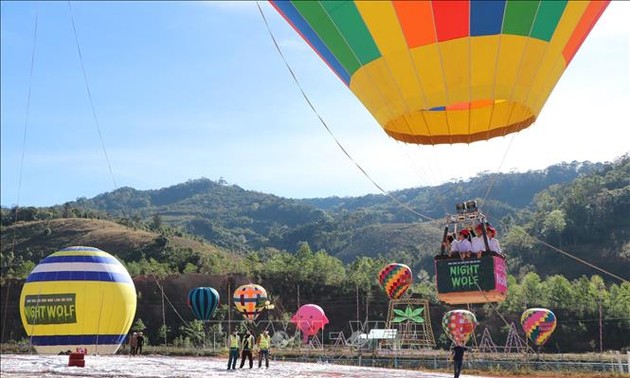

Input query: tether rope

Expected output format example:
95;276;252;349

151;276;191;326
67;1;118;190
2;4;39;351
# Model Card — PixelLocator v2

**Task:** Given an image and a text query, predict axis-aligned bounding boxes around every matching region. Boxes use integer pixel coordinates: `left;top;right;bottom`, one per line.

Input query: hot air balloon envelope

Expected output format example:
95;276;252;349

442;309;477;345
271;1;609;145
521;308;557;346
233;284;269;321
291;304;329;343
187;287;220;321
378;263;412;299
19;246;136;354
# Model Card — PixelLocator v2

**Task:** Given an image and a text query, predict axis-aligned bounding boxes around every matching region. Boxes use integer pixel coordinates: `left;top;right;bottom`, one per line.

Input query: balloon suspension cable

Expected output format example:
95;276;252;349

67;1;118;191
256;2;434;223
514;228;628;283
480;212;628;284
151;276;190;327
4;4;39;351
479;133;518;214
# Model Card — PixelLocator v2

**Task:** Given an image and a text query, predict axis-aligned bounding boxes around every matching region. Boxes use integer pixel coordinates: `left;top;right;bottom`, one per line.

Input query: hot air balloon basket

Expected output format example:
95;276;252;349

68;352;86;367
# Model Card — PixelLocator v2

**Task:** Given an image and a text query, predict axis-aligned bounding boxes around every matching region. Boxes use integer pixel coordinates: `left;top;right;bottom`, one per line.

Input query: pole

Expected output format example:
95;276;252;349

161;280;167;346
227;278;232;335
356;286;359;322
598;296;603;353
365;291;369;323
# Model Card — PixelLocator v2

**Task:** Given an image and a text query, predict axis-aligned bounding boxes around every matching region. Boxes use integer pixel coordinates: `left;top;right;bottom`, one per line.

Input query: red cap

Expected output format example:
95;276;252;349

459;229;470;236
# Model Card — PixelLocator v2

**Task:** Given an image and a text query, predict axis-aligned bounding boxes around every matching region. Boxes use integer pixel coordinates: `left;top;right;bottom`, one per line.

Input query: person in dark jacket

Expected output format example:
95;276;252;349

136;332;145;355
451;341;468;378
239;329;255;369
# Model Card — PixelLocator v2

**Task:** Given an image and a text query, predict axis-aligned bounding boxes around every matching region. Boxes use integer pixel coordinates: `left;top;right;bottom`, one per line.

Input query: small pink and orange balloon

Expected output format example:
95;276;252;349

521;308;557;346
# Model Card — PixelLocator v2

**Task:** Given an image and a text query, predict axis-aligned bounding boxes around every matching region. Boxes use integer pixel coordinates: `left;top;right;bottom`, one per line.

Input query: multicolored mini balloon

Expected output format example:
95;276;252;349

521;308;557;346
378;263;412;299
442;309;477;345
233;284;268;321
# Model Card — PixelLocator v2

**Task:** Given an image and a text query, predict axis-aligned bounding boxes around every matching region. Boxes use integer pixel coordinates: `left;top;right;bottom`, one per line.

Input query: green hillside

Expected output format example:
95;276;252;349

1;155;628;353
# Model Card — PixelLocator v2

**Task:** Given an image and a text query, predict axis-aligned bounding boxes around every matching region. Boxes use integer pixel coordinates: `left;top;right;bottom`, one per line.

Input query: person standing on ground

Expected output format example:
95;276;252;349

129;332;138;356
239;329;255;369
227;329;240;370
451;341;467;378
136;332;145;355
257;330;271;369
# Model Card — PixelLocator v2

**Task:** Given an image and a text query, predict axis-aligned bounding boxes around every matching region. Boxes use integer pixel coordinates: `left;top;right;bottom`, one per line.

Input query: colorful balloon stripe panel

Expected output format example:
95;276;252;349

271;1;608;81
29;334;127;346
271;1;609;145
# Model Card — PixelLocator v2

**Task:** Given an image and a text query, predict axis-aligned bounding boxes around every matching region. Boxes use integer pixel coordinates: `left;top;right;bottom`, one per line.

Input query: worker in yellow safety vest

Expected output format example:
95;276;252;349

227;329;240;370
257;330;271;368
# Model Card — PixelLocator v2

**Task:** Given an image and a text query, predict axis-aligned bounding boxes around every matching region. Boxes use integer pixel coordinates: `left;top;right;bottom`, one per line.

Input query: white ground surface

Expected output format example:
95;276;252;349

1;354;489;378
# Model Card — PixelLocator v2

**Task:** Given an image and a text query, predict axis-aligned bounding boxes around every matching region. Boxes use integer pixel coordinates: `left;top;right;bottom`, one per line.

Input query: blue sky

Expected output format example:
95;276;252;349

1;1;629;208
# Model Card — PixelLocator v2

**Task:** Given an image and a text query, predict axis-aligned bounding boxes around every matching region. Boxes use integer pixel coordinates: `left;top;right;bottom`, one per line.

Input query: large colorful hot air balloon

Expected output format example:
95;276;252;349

187;287;220;321
442;309;477;345
521;308;557;346
271;1;608;145
378;263;412;299
291;304;329;343
233;284;269;321
19;246;136;354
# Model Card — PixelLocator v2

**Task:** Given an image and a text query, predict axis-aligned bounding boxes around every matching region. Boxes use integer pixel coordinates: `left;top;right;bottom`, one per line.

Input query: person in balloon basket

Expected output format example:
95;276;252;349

486;227;503;256
239;329;255;369
446;233;459;258
451;341;468;378
454;229;472;259
257;330;271;369
227;329;240;370
471;223;487;259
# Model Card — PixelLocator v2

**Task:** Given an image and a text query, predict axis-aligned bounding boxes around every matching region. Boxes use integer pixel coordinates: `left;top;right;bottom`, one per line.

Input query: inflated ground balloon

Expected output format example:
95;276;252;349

19;246;136;354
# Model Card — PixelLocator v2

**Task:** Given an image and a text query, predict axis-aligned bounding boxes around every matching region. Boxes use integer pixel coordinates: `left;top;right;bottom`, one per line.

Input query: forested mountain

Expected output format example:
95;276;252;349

2;157;627;282
1;156;628;353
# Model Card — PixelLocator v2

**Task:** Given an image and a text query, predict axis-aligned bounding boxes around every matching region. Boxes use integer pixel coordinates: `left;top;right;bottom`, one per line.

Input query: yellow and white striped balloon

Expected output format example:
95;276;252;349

19;246;136;354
